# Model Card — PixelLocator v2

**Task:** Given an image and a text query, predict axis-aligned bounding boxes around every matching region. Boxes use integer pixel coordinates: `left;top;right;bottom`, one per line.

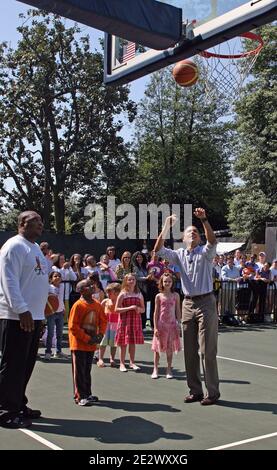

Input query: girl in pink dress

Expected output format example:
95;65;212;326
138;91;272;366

115;274;145;372
151;273;181;379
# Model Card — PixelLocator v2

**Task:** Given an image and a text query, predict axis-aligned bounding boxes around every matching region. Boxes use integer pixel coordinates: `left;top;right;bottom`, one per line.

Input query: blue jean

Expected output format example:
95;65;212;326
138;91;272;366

46;312;64;354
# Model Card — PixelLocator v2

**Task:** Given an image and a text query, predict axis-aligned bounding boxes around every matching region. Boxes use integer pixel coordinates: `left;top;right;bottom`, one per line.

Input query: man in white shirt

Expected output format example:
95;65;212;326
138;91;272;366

0;211;48;429
221;256;241;316
256;251;266;269
233;249;242;267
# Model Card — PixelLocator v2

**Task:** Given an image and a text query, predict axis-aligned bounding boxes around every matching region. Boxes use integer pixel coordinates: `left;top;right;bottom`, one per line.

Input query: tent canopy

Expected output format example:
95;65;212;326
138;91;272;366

173;241;245;255
216;242;245;255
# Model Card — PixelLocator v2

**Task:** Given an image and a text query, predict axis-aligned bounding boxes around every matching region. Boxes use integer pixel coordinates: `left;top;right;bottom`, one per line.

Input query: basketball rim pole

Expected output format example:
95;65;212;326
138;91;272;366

182;1;232;45
179;0;220;42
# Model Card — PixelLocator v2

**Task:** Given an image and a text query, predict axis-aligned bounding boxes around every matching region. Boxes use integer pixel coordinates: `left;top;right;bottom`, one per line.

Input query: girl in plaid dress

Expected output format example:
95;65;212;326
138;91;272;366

115;274;145;372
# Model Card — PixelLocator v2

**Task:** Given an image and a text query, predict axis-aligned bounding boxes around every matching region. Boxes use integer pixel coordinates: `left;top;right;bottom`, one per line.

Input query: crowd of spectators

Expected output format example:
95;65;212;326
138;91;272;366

41;243;277;327
212;250;277;323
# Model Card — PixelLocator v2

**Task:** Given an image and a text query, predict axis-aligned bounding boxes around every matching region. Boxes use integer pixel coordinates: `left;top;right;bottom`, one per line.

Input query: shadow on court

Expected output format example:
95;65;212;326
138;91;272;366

218;400;277;415
94;400;181;413
219;324;277;334
32;415;192;444
220;379;250;385
137;361;250;384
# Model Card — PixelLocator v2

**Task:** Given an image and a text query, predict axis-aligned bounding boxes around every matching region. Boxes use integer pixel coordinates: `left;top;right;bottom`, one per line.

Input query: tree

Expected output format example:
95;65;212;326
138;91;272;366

0;208;19;231
228;24;277;241
119;65;232;230
0;10;136;233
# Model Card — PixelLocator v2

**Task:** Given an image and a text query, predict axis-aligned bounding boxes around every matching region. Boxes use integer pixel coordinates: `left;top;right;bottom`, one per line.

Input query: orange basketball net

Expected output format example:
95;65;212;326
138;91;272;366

197;32;264;103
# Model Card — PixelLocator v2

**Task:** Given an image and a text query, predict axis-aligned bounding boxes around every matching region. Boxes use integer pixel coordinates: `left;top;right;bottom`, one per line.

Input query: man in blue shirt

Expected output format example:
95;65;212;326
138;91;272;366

154;208;220;405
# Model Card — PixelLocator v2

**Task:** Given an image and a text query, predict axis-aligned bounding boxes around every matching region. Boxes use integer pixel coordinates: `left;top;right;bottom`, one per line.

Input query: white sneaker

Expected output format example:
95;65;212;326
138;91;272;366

45;353;52;360
166;373;173;379
53;352;68;358
151;371;158;379
78;398;93;407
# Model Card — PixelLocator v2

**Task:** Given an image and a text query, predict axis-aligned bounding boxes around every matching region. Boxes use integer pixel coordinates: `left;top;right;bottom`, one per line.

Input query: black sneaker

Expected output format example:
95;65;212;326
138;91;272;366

1;415;32;429
88;395;99;403
21;407;42;419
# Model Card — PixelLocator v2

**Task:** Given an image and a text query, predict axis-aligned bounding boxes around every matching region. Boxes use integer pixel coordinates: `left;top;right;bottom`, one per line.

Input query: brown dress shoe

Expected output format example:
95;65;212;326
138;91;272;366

200;394;220;406
184;394;204;403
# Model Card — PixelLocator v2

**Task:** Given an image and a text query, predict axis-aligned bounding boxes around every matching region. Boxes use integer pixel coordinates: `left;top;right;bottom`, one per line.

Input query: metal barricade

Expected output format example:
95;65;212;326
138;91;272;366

216;280;277;324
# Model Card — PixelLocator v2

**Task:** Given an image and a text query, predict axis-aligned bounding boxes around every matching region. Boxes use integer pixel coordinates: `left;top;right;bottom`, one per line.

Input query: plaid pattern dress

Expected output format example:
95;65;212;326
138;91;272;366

115;293;144;345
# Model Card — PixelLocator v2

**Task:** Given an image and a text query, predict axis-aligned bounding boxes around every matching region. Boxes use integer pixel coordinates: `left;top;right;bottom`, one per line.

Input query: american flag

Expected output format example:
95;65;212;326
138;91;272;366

122;41;136;63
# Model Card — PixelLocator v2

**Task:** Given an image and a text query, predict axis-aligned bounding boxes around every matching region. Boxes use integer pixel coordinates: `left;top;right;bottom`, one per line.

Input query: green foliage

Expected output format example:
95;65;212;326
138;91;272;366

0;208;19;231
228;24;277;241
118;66;232;230
0;10;136;233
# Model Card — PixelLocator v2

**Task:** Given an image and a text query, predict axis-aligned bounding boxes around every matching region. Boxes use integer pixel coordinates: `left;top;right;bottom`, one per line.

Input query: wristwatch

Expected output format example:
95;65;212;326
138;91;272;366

201;217;208;222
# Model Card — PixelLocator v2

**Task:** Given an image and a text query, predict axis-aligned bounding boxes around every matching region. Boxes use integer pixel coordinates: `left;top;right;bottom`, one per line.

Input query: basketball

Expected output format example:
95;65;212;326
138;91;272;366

172;59;199;87
44;294;59;317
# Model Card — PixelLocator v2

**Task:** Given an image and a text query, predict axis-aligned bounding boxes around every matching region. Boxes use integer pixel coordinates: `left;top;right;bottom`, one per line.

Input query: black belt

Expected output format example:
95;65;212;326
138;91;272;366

184;292;213;301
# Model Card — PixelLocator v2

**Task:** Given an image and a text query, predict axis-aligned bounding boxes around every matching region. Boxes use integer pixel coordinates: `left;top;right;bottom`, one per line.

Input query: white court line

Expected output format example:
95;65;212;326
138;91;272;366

208;431;277;450
217;356;277;370
19;428;63;450
143;342;277;450
145;342;277;370
19;346;275;450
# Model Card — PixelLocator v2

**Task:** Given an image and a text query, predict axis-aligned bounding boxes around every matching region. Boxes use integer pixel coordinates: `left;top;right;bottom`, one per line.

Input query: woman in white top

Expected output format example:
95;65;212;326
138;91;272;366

69;253;89;281
85;255;99;274
106;246;121;272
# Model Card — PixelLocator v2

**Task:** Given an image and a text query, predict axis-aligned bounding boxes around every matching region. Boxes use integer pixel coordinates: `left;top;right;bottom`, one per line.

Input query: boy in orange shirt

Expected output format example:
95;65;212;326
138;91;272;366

68;279;107;406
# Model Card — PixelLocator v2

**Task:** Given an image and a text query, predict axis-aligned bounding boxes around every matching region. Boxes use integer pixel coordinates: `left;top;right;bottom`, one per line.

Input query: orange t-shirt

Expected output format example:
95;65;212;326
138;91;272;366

68;298;107;351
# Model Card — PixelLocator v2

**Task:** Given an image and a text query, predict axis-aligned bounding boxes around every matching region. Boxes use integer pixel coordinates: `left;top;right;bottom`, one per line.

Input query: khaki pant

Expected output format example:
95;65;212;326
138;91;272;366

182;293;220;399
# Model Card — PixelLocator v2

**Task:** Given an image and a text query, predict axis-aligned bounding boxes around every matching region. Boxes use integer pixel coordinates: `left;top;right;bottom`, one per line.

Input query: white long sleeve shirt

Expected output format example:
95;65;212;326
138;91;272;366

0;234;49;320
51;266;77;300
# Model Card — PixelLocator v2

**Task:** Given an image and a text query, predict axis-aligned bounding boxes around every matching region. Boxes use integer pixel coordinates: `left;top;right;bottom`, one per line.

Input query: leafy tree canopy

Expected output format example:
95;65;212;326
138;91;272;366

228;24;277;241
0;10;136;233
117;66;233;231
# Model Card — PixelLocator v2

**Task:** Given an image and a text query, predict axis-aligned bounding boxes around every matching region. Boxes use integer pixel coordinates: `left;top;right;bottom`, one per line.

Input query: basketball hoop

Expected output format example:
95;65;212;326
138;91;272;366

197;32;264;103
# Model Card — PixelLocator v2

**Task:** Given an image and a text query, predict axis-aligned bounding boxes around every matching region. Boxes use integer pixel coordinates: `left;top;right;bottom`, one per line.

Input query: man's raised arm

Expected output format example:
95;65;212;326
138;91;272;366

194;208;216;245
154;215;178;253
